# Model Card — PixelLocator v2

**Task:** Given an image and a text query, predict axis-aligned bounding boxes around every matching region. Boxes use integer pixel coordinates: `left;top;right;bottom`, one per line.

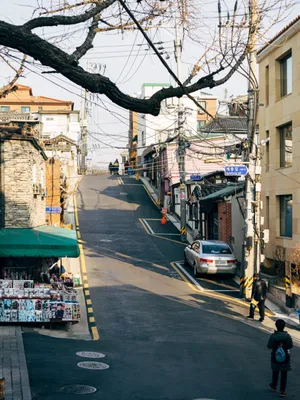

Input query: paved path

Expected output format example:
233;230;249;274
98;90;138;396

22;174;300;399
0;326;31;400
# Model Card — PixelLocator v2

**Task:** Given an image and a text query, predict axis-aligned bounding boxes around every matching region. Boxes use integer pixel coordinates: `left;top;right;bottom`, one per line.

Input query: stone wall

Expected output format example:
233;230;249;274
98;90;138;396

3;139;46;227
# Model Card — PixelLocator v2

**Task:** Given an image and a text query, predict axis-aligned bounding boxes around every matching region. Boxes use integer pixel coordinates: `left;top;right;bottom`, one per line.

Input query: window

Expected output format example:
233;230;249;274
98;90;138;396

265;66;269;106
202;244;232;255
280;52;292;97
265;196;269;229
279;195;292;237
279;123;292;168
21;106;30;113
38;106;43;111
197;120;206;131
141;130;146;146
265;130;269;172
122;156;126;163
46;117;54;121
0;106;10;112
198;101;206;114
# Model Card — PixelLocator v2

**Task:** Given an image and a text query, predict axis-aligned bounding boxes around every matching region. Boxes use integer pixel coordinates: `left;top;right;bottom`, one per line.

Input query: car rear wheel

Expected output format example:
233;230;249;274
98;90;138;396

193;263;199;277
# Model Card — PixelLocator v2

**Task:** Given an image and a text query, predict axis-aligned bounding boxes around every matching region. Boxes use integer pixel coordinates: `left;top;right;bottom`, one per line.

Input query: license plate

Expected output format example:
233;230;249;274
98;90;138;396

215;260;225;265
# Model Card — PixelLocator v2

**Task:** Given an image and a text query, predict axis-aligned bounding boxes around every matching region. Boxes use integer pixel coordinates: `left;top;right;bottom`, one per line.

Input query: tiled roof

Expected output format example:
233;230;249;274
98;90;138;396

201;116;247;133
257;15;300;55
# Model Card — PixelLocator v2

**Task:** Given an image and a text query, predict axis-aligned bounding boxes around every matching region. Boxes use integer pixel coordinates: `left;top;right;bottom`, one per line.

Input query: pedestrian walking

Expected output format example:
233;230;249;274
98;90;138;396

268;319;293;397
113;159;119;175
108;162;113;175
247;272;267;322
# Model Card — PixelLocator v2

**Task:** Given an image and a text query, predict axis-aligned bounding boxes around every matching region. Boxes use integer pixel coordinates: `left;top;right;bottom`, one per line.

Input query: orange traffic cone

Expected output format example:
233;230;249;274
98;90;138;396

161;215;167;225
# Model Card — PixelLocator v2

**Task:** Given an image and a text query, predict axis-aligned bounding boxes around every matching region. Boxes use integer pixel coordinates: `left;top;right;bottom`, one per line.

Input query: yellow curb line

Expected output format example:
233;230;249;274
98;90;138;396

74;178;100;341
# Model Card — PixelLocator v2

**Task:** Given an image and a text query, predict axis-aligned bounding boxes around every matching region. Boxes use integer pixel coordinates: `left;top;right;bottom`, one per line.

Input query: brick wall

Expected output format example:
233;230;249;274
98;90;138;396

46;159;61;226
3;138;46;227
218;202;232;244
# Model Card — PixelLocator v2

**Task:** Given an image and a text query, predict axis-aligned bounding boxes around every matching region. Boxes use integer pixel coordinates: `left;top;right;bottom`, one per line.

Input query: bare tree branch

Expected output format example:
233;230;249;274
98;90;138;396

23;0;116;31
72;14;100;61
0;54;27;98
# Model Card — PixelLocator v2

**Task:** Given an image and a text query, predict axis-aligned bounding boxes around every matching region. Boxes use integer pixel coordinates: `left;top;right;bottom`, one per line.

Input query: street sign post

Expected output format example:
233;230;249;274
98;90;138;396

224;165;248;176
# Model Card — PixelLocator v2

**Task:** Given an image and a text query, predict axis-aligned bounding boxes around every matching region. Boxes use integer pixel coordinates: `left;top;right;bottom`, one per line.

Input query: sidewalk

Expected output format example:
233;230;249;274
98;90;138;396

0;326;31;400
140;176;300;337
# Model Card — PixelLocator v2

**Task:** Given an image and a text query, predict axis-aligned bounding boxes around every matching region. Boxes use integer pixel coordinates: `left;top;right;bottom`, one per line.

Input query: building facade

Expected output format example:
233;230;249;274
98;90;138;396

0;84;73;113
0;126;47;228
258;15;300;266
136;83;217;164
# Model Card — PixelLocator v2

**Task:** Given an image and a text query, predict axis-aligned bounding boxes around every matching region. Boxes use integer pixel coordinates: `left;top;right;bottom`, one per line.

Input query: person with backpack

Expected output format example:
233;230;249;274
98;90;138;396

247;272;267;321
268;319;293;397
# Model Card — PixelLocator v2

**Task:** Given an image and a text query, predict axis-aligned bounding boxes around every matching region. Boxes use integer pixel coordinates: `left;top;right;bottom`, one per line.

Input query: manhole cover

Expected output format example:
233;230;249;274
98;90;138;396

59;385;97;394
76;351;105;359
77;361;110;370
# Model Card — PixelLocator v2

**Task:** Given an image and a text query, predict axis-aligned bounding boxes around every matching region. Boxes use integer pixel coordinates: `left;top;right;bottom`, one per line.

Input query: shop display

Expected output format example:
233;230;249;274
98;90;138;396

0;279;80;323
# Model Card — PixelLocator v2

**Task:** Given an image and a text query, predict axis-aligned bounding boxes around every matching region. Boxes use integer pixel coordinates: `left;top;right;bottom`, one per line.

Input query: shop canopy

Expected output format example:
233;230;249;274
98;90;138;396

0;226;80;258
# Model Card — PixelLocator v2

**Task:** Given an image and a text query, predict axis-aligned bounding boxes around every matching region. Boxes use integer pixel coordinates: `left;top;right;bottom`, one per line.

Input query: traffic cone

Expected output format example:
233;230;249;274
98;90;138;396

161;215;167;225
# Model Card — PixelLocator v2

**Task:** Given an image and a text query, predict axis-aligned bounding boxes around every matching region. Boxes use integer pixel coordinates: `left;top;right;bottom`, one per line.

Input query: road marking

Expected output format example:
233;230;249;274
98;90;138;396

142;219;155;234
204;289;240;292
151;233;181;236
170;261;274;316
198;276;240;291
74;179;100;341
174;262;204;292
143;185;160;208
138;218;186;245
91;326;100;341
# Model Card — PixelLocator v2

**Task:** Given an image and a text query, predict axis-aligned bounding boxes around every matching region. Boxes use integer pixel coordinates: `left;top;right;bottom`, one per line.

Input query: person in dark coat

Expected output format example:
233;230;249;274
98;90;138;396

247;272;267;321
108;162;113;175
268;319;293;397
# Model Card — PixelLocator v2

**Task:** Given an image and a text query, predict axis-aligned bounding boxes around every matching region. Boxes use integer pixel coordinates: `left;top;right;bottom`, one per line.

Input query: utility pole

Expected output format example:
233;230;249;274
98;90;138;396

80;62;106;175
81;89;88;175
241;0;260;299
175;12;187;242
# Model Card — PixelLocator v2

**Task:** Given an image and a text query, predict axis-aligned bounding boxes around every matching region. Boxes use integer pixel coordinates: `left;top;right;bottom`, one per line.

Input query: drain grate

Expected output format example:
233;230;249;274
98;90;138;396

76;351;105;359
59;385;97;394
77;361;110;370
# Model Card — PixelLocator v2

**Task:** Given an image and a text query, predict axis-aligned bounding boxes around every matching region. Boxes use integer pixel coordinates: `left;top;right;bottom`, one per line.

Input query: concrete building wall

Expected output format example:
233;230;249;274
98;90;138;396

40;112;80;142
2;139;46;228
258;21;300;264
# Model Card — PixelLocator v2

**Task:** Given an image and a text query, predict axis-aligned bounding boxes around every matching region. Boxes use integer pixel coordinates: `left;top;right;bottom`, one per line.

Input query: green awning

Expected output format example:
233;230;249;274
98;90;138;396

0;226;80;258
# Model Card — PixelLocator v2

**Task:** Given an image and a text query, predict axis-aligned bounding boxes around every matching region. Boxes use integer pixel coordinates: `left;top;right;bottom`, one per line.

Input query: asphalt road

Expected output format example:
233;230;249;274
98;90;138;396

23;174;300;400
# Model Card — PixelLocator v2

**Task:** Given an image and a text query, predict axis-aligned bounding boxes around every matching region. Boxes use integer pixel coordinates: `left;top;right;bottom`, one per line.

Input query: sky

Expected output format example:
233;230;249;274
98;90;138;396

1;1;299;168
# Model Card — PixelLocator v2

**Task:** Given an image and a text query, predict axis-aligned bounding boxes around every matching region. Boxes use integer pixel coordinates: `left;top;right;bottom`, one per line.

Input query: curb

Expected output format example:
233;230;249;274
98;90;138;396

16;327;32;400
73;177;100;341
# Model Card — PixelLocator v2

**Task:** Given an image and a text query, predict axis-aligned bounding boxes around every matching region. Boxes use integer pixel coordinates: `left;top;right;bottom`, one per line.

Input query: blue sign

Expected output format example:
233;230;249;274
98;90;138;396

46;207;62;214
190;174;202;181
224;165;248;176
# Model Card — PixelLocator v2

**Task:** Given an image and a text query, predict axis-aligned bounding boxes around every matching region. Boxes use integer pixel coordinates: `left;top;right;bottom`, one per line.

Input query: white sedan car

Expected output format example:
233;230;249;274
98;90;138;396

184;240;237;277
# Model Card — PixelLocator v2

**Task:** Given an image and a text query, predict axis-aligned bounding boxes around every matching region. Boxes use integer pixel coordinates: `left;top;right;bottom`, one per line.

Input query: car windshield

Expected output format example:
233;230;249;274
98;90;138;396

202;244;232;255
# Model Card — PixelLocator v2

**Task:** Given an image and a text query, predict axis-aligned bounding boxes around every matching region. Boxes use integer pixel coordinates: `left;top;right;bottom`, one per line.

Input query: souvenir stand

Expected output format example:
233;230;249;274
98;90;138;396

0;226;81;326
